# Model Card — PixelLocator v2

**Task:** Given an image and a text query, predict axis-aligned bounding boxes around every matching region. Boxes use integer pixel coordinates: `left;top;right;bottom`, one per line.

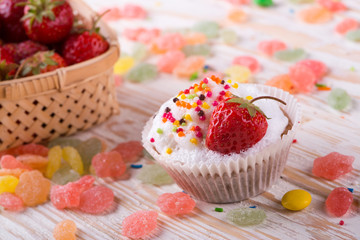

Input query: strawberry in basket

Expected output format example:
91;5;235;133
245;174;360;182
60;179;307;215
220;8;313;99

0;0;28;42
0;47;18;80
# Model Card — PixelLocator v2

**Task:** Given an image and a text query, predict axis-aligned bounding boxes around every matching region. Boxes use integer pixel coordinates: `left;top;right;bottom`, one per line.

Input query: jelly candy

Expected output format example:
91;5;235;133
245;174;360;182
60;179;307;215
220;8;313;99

51;175;95;209
137;29;161;44
174;56;205;78
326;187;353;217
112;141;144;163
121;4;147;19
258;40;287;56
0;175;19;194
226;0;249;4
46;146;62;179
294;59;327;81
0;155;31;170
228;9;247;23
220;29;237;45
298;7;333;24
132;43;149;62
75;138;103;173
52;166;81;185
0;143;49;157
336;18;359;35
92;151;126;178
346;29;360;42
266;74;295;93
225;65;252;83
15;170;51;206
226;208;266;226
62;147;83;176
123;28;145;41
48;138;81;149
16;154;48;172
157;50;185;73
327;88;352;110
317;0;346;12
232;56;260;73
157;192;196;215
254;0;273;7
289;65;316;93
152;33;186;53
193;21;220;39
78;186;114;214
113;56;135;75
126;63;158;82
0;168;28;178
183;32;207;45
312;152;354;180
274;48;306;62
137;164;174;185
182;44;211;57
0;193;24;211
289;0;314;3
281;189;312;211
122;211;158;239
53;220;77;240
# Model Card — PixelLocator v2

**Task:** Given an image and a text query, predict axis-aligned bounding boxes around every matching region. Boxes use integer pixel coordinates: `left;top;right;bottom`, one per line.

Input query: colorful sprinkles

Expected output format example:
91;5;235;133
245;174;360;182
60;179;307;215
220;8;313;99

215;207;224;212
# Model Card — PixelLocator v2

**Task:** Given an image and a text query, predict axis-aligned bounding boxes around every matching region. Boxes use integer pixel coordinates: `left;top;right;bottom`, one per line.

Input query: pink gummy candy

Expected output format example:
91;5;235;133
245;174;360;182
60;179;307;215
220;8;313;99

312;152;354;180
122;211;158;239
317;0;347;12
0;193;25;211
153;33;186;52
295;59;327;82
91;151;126;178
112;141;144;163
326;187;353;217
289;65;316;93
122;4;147;19
226;0;249;4
0;155;32;170
258;40;287;56
123;28;161;44
100;7;122;21
336;18;359;35
51;175;95;209
157;50;186;73
232;56;260;73
157;192;196;215
78;186;114;214
0;143;48;158
174;56;205;78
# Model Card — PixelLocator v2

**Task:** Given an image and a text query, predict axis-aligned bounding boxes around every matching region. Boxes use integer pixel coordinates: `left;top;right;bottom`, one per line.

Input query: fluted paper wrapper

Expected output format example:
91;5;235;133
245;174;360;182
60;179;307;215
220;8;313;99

142;85;301;203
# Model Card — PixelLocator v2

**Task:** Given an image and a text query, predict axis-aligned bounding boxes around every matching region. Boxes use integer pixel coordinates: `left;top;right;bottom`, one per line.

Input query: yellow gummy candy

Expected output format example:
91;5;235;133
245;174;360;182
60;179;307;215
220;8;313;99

0;175;19;194
46;146;62;179
62;147;84;175
225;65;252;83
113;56;135;75
281;189;312;211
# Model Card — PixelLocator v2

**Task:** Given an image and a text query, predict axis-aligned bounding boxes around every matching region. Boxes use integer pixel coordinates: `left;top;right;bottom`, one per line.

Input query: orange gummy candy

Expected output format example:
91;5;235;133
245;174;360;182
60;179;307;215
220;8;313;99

174;56;205;78
299;6;333;24
228;9;247;23
0;168;28;178
53;220;77;240
266;74;295;93
17;154;48;172
184;32;207;45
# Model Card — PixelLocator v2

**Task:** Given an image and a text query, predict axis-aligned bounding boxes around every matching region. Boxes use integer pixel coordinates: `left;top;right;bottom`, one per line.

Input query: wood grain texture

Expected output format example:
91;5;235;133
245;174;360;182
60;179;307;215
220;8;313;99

1;0;359;239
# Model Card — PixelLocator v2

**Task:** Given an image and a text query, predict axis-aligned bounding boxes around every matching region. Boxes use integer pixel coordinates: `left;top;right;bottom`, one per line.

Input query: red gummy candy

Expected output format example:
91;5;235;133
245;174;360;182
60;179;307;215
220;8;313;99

123;28;161;44
312;152;354;180
0;144;48;157
258;40;287;56
326;187;353;217
336;18;359;35
122;211;158;239
0;155;32;170
317;0;346;12
157;50;186;73
51;175;95;209
295;59;327;82
0;193;25;211
289;65;317;93
92;151;126;178
78;186;114;214
232;56;260;73
153;33;185;53
122;4;147;19
157;192;196;215
112;141;144;163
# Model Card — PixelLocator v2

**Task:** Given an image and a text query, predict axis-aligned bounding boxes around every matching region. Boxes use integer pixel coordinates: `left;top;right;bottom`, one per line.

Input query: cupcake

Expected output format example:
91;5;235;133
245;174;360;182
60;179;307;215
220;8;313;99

142;76;301;203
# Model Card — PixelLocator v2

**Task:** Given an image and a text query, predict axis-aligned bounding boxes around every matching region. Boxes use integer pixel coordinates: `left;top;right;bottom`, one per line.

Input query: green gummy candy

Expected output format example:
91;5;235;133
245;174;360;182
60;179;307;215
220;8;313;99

327;88;352;110
220;29;237;45
126;63;158;82
132;43;149;62
346;29;360;42
52;166;81;185
274;48;306;62
182;44;211;57
75;138;102;172
48;138;82;149
136;164;174;186
226;208;266;226
254;0;273;7
193;21;219;39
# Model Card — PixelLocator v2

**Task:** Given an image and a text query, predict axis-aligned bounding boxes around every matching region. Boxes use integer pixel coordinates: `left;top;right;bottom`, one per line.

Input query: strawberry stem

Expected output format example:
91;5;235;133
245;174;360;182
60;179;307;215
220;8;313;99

250;96;286;105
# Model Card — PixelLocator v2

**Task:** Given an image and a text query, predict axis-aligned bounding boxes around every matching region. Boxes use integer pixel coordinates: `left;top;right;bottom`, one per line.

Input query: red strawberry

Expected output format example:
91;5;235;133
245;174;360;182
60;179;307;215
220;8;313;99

22;0;74;44
3;40;48;63
0;0;28;42
206;97;268;154
0;47;15;63
0;47;18;80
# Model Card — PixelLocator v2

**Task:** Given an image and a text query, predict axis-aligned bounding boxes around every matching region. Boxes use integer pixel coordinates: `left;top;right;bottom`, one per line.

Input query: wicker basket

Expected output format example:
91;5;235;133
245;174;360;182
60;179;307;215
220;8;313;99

0;0;120;151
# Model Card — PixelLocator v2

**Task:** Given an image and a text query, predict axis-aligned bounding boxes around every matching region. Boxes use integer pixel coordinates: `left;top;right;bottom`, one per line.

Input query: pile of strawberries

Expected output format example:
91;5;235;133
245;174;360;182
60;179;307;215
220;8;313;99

0;0;109;81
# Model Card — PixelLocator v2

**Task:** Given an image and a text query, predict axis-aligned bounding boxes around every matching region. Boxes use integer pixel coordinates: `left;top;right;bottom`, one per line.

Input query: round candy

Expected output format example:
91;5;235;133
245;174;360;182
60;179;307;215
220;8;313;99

122;211;158;239
258;40;287;56
53;220;77;240
326;187;353;217
289;65;316;93
281;189;312;211
157;192;196;215
295;59;327;81
157;50;185;73
91;151;126;178
78;186;114;214
0;193;24;211
254;0;273;7
327;88;352;110
266;74;294;93
228;9;247;23
112;141;144;163
298;7;332;24
335;18;359;35
232;56;260;73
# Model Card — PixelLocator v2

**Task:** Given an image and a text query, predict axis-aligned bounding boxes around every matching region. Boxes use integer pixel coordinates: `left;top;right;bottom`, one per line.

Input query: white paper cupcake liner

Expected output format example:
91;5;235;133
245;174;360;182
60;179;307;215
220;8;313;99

142;85;301;203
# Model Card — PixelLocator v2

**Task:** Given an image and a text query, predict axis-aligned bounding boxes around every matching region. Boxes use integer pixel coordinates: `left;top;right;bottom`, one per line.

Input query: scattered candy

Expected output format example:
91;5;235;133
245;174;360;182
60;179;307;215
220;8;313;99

281;189;312;211
0;168;28;178
157;192;196;215
52;166;81;185
347;188;353;193
137;163;174;185
254;0;273;7
232;56;260;73
274;48;306;62
220;29;238;45
226;208;266;226
289;0;314;3
193;21;220;39
226;0;249;4
132;43;149;61
228;9;247;23
0;175;19;194
174;56;205;78
182;44;211;57
92;151;126;178
327;88;352;110
121;4;147;19
126;63;158;82
0;193;24;211
114;56;135;75
152;33;185;53
312;152;354;180
294;59;327;81
131;164;143;169
101;7;122;22
0;155;32;170
326;187;353;217
183;32;207;45
124;28;161;44
62;147;84;175
266;74;294;93
289;65;316;93
215;207;224;212
339;220;344;225
75;138;103;172
53;220;77;240
258;40;287;56
16;154;48;172
48;138;82;149
78;186;114;214
298;6;332;24
345;29;360;42
0;143;48;157
249;206;257;208
336;18;359;35
317;0;346;12
122;211;158;239
157;50;186;73
225;65;252;83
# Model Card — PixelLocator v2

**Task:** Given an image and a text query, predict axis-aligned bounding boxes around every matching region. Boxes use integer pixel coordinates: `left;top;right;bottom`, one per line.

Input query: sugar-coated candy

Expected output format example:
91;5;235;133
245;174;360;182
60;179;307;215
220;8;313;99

225;65;252;83
121;4;147;19
62;147;84;175
52;166;81;185
327;88;352;110
137;164;174;185
123;28;145;41
92;151;126;178
0;143;48;158
232;56;260;73
312;152;354;180
76;138;103;173
122;211;158;239
112;141;144;163
317;0;346;12
48;138;82;149
266;74;295;93
100;7;122;22
295;59;327;81
289;0;314;3
228;9;247;23
157;50;185;73
298;7;332;24
46;146;62;179
281;189;312;211
182;44;211;57
0;175;19;194
258;40;287;56
184;32;207;45
193;21;220;39
274;48;306;62
0;155;32;170
174;56;205;78
157;192;196;215
78;186;114;214
220;29;238;45
0;193;24;211
152;33;186;53
124;28;161;44
126;63;158;82
254;0;273;7
0;168;28;178
226;208;266;226
51;175;95;209
132;43;149;61
114;56;135;75
15;170;51;206
326;187;353;217
336;18;359;35
53;220;77;240
346;29;360;42
289;65;316;93
226;0;249;4
16;154;48;172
